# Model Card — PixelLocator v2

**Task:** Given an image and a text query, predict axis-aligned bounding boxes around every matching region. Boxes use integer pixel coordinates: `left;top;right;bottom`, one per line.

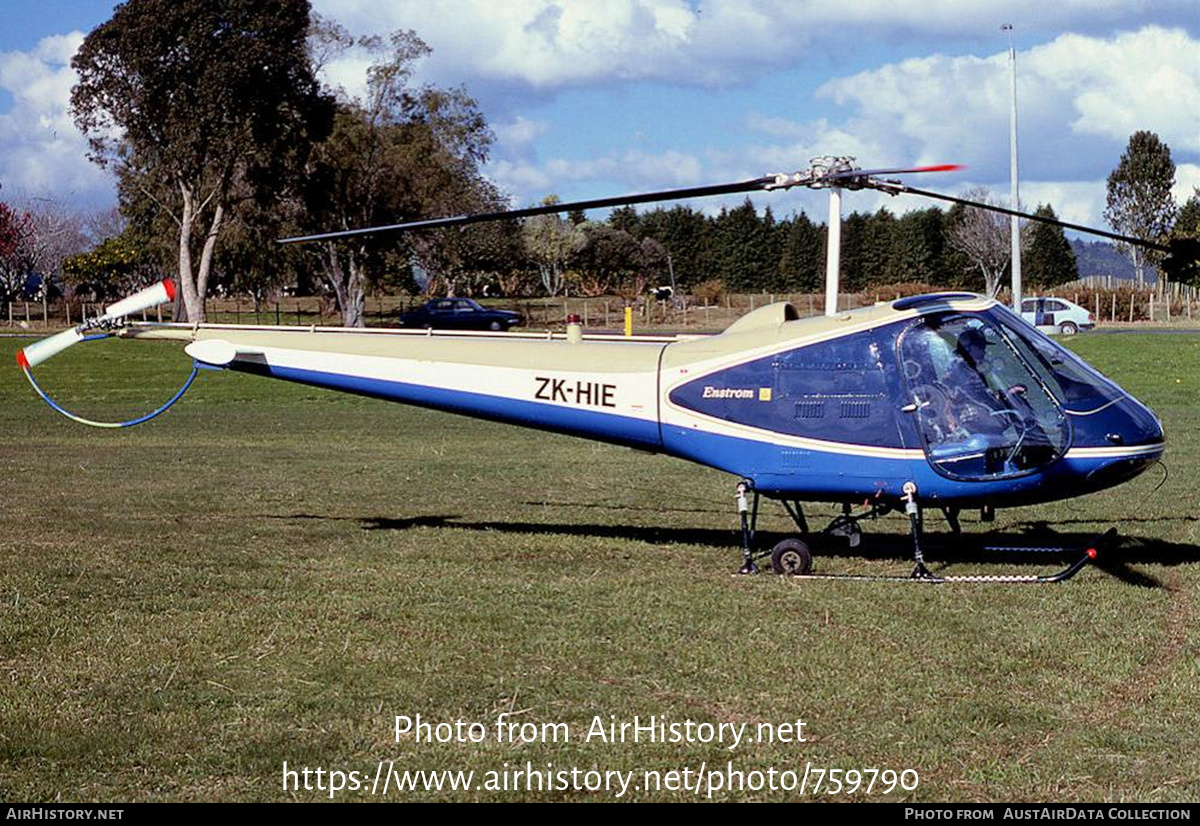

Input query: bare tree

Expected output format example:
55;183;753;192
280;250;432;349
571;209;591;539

13;195;90;293
0;199;35;302
948;187;1025;298
84;207;127;247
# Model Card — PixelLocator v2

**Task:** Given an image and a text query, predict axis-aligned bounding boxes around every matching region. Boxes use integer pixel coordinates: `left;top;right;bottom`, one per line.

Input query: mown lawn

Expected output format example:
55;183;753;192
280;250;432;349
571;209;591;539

0;331;1195;802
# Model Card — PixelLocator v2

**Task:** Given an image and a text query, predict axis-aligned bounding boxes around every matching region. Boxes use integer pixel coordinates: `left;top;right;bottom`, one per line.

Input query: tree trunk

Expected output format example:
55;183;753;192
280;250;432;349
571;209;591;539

324;241;367;327
344;256;365;327
194;203;224;320
177;183;197;322
175;182;223;323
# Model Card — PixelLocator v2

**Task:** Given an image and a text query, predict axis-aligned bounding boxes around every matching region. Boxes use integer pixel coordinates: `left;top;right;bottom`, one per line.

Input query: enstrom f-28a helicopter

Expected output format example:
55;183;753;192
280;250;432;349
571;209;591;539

17;158;1171;583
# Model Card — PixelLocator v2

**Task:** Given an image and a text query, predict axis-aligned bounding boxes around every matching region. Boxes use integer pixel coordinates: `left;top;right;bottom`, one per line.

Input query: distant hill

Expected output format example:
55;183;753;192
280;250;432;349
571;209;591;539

1070;238;1159;283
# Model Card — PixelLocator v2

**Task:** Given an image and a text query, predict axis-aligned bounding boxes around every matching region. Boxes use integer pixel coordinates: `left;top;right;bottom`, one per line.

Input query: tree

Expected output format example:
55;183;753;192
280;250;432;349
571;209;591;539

1164;190;1200;286
0;200;36;302
71;0;333;322
857;208;896;290
713;199;774;292
777;212;823;292
1104;131;1176;285
571;223;654;297
608;206;640;236
8;195;91;313
62;229;158;302
1024;204;1078;290
947;187;1020;297
210;201;307;310
299;24;495;325
637;205;714;290
888;208;947;285
523;196;583;297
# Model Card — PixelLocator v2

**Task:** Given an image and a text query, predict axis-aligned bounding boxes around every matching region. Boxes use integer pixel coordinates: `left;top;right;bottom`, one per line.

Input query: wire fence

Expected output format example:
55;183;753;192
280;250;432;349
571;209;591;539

6;283;1198;332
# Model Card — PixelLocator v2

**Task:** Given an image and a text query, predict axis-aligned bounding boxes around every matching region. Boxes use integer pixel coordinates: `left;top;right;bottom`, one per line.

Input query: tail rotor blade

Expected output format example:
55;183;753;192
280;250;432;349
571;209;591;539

17;279;178;369
102;279;177;321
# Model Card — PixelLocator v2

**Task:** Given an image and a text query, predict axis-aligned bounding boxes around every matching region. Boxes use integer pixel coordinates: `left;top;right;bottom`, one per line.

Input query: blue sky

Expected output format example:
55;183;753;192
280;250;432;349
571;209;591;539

0;0;1196;231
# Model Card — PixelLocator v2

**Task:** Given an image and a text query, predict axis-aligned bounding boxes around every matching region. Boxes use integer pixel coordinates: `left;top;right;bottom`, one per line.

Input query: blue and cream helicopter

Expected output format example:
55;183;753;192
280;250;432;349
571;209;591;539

17;159;1167;583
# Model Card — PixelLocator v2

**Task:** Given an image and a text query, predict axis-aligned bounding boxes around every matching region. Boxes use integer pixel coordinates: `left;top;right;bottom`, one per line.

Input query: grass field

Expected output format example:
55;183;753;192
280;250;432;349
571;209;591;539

0;330;1195;802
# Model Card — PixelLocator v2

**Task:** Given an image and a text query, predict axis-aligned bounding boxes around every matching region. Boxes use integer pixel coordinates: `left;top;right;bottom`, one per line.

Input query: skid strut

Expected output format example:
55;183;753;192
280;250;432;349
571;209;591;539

736;480;759;575
734;479;1110;583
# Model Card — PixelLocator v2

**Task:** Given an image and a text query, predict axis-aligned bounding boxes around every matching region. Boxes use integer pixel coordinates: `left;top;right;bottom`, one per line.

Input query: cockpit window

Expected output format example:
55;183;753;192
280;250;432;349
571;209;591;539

899;314;1069;480
991;306;1126;412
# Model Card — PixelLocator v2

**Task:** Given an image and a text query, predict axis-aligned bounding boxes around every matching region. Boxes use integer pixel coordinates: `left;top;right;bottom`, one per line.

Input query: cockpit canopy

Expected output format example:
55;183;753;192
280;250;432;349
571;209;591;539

899;312;1069;480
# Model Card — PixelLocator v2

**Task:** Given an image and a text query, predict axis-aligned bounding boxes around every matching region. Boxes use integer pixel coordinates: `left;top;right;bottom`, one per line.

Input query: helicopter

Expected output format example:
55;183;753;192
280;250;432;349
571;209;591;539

16;159;1170;583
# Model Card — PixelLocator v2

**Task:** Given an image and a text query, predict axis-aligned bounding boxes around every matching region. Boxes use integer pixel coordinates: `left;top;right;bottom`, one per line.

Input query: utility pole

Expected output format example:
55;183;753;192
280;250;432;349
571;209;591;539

1003;23;1022;310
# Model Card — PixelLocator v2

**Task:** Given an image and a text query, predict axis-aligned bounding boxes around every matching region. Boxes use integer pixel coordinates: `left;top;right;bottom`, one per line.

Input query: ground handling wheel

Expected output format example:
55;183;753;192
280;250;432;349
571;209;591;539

770;538;813;576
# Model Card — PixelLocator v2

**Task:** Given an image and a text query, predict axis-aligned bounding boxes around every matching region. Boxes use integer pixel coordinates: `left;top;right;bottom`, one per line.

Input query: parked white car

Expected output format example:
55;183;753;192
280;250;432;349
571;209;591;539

1019;297;1094;335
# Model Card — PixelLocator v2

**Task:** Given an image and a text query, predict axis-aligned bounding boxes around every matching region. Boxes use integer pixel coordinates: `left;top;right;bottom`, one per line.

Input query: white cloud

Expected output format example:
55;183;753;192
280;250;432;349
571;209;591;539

494;116;551;148
0;32;114;206
463;17;1196;228
486;158;555;198
317;0;705;89
1016;180;1107;227
312;0;1193;91
804;26;1198;203
1172;163;1200;206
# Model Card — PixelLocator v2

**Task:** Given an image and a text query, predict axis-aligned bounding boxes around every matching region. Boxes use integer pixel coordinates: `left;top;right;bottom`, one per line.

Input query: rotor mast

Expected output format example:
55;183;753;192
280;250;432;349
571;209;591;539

826;186;842;317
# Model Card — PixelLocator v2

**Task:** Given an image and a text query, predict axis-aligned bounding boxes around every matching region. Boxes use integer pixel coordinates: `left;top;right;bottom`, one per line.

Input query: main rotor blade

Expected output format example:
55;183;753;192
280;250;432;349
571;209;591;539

279;175;778;244
827;163;964;180
888;182;1172;253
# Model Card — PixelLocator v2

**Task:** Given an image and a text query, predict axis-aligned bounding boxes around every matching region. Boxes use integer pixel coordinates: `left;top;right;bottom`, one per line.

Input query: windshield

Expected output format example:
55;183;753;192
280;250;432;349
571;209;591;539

991;305;1126;412
898;314;1069;480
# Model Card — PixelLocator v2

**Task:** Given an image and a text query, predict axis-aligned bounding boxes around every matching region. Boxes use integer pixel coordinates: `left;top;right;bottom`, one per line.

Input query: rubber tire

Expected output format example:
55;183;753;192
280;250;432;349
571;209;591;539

770;538;813;576
489;321;502;331
1059;321;1078;336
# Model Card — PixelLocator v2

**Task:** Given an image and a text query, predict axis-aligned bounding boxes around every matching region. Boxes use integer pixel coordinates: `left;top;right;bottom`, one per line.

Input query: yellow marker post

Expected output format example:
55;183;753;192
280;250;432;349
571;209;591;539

624;306;633;337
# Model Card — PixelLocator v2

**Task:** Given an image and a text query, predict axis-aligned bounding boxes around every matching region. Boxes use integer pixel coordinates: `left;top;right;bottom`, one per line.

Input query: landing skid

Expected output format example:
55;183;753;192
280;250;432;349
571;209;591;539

732;480;1113;584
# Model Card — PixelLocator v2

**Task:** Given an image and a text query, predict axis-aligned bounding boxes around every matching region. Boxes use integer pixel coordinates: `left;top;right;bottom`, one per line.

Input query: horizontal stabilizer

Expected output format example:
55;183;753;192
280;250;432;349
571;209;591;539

184;339;266;366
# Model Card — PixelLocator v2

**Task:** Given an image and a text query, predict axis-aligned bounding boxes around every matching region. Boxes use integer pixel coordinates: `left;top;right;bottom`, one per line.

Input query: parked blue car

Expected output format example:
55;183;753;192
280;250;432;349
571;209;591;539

399;298;523;331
